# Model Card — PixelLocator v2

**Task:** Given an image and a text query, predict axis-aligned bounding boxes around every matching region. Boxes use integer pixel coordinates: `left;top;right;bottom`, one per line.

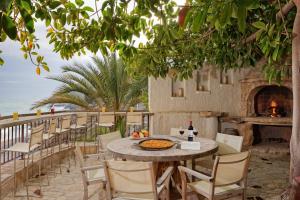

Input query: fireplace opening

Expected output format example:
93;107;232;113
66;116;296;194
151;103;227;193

254;86;292;117
253;124;291;145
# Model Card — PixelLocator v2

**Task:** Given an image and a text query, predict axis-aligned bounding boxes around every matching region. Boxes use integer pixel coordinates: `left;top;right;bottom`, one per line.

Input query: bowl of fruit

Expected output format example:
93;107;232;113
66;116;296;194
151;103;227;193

130;130;150;140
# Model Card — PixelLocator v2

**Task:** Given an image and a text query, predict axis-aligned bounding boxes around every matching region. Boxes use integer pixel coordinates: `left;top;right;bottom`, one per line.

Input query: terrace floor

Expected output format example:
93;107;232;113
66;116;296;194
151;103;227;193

3;152;289;200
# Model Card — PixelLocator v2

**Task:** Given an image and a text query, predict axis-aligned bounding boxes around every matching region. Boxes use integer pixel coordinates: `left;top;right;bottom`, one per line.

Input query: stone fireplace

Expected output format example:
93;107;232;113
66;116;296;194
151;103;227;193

254;85;292;117
238;76;292;153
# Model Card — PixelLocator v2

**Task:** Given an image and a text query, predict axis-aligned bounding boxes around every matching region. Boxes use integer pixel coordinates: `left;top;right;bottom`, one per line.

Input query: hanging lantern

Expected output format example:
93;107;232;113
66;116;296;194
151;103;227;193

178;0;190;27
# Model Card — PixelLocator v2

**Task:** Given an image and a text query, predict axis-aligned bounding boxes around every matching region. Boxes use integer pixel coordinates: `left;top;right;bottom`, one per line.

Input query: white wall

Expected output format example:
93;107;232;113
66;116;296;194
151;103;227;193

149;67;248;136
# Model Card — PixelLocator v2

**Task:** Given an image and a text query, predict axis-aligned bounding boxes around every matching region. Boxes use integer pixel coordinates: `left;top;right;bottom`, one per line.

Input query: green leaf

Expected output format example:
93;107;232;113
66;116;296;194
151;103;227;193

0;0;12;11
0;57;4;65
237;0;254;8
75;0;84;7
80;11;89;19
59;14;66;26
237;7;246;32
20;0;32;13
268;24;275;37
42;64;50;72
49;1;61;9
83;6;94;12
36;55;43;63
2;14;17;39
192;10;206;32
46;17;51;26
272;46;280;61
35;8;44;19
252;21;266;30
256;29;264;41
20;8;34;33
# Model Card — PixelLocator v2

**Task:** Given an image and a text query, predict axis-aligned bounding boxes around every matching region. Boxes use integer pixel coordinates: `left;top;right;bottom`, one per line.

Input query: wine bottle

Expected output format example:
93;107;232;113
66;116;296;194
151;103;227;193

188;121;194;141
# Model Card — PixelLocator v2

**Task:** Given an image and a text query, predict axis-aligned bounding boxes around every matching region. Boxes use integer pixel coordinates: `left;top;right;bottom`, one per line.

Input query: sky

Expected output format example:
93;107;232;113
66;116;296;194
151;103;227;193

0;22;94;115
0;0;185;116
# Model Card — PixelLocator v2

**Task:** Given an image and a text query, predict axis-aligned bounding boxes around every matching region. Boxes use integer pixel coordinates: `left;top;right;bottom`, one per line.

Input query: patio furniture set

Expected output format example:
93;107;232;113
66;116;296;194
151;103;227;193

76;126;251;200
0;111;145;200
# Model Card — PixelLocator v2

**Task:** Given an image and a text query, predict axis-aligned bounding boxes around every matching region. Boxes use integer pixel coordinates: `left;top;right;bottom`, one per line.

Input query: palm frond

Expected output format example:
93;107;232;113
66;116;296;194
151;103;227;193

32;54;148;111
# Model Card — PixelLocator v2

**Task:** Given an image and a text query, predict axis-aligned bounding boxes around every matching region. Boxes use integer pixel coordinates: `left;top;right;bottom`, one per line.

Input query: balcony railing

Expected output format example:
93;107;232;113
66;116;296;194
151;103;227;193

0;111;153;164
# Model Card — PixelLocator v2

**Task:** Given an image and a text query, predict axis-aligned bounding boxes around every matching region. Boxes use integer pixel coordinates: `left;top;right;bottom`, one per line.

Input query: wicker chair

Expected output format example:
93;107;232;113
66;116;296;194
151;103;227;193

179;151;251;200
104;160;174;200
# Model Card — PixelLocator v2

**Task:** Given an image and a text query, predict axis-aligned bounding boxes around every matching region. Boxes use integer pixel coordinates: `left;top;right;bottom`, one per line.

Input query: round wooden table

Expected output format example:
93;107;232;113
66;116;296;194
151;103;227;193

107;135;218;192
107;135;218;162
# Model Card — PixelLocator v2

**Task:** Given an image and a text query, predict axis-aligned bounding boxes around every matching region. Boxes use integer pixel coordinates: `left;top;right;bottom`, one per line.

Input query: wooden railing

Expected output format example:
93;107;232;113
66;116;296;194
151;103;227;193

0;111;153;164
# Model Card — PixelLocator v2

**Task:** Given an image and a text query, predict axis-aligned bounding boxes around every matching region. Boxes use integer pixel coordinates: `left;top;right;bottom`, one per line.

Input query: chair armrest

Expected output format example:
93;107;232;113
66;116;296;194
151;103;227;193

178;166;213;181
157;166;174;186
81;164;103;171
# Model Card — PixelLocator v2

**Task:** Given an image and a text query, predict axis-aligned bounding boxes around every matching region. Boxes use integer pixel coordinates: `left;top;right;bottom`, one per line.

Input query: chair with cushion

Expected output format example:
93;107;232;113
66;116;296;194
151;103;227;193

42;118;57;183
55;116;72;150
179;151;251;200
96;130;121;160
74;146;105;200
71;113;88;143
54;116;72;172
104;160;174;200
126;112;143;136
215;133;243;155
96;112;115;133
196;133;244;172
4;124;44;199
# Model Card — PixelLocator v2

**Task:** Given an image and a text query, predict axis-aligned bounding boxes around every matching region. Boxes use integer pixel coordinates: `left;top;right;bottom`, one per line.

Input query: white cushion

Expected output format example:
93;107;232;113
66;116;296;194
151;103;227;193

70;124;86;129
96;122;114;127
86;168;105;182
55;128;69;133
217;142;239;155
43;134;55;140
112;184;164;200
4;143;40;153
188;180;241;195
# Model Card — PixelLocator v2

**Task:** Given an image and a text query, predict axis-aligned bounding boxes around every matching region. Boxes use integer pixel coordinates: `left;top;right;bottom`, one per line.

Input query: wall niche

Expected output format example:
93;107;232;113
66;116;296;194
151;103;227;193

171;78;185;97
220;69;233;85
196;69;210;92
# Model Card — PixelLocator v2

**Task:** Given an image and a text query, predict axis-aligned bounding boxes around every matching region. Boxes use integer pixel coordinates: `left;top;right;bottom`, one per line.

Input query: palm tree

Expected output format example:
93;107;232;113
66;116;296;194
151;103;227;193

32;54;147;111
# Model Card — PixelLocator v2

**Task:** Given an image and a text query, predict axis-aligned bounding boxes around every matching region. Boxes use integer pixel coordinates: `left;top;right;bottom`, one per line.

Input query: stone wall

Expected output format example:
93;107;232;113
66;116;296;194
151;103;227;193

149;67;252;135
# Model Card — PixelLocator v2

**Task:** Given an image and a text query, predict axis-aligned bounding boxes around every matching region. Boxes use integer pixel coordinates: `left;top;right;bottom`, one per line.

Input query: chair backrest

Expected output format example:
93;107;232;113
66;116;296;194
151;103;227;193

30;124;44;149
98;130;121;151
76;113;87;126
216;133;243;155
126;112;143;125
99;112;115;124
214;151;251;187
48;118;57;134
170;128;189;137
61;116;71;129
74;146;89;184
74;145;85;168
104;160;157;199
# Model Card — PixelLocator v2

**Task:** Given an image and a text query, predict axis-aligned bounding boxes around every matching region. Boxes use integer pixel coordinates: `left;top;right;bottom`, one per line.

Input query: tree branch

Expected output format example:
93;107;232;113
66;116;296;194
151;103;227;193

244;1;295;44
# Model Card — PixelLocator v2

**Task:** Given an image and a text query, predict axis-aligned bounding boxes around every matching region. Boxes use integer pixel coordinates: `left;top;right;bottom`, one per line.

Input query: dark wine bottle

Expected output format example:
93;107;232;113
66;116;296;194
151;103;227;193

188;121;194;141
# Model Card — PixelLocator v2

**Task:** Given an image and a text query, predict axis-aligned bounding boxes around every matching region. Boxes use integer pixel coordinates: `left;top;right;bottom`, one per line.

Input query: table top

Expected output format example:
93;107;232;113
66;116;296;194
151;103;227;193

107;135;218;162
